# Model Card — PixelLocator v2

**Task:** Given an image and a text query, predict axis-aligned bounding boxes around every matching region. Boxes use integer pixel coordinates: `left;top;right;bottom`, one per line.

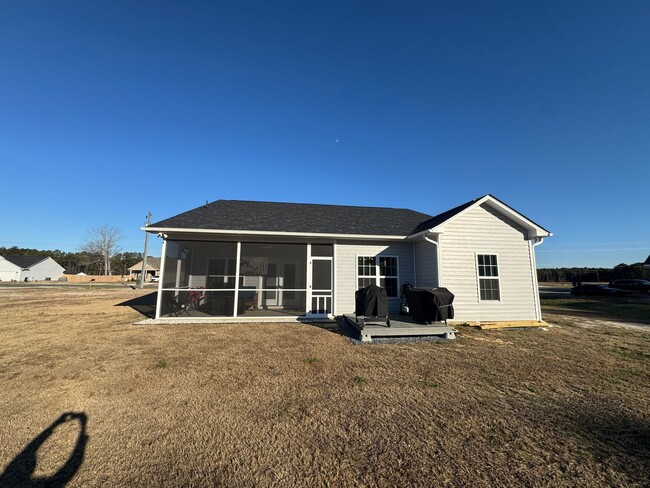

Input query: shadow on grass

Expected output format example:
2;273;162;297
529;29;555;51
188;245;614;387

0;412;88;487
560;407;650;482
305;316;359;340
116;291;157;319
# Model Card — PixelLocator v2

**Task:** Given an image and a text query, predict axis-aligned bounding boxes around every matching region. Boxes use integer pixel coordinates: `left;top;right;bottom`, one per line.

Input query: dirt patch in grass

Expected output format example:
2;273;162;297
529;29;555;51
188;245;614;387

541;297;650;329
0;288;648;487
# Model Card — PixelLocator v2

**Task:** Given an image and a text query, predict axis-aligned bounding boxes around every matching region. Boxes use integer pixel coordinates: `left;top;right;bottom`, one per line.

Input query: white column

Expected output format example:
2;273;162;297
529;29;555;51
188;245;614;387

233;241;242;317
155;239;168;319
306;244;312;314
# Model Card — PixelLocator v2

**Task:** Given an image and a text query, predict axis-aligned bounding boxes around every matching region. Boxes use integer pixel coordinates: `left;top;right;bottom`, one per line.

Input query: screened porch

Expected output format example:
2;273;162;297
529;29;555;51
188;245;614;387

158;240;333;319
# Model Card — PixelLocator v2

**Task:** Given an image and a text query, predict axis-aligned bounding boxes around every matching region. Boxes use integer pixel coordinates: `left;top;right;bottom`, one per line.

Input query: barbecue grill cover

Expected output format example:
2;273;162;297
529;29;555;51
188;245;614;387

355;284;389;318
406;287;455;323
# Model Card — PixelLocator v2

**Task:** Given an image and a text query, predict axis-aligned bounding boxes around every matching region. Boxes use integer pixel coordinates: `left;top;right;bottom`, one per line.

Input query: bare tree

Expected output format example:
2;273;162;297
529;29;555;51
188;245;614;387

80;226;122;275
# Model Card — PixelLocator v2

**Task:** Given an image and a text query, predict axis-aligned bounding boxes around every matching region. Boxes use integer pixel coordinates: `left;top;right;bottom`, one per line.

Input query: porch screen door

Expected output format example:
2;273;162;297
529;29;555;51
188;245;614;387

311;258;332;316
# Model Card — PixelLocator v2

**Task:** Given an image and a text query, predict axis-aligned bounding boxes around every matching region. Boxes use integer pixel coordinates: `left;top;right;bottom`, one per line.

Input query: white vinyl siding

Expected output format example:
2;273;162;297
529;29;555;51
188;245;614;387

336;241;415;315
4;257;65;282
413;239;439;287
438;203;538;321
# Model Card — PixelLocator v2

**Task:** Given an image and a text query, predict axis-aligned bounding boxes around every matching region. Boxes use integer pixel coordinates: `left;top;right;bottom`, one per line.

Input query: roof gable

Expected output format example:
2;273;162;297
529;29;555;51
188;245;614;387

414;194;552;239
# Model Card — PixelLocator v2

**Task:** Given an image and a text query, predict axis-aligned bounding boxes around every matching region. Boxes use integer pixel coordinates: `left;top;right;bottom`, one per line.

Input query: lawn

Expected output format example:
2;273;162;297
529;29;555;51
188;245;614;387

0;287;648;487
541;297;650;326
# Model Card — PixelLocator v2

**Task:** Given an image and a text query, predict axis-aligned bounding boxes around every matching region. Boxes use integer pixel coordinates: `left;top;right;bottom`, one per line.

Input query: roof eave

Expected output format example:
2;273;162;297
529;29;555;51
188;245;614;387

142;226;409;241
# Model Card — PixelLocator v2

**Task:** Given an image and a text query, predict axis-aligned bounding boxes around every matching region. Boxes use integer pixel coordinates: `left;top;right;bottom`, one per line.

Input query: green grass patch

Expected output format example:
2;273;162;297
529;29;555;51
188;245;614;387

155;359;169;369
305;357;318;364
353;375;367;385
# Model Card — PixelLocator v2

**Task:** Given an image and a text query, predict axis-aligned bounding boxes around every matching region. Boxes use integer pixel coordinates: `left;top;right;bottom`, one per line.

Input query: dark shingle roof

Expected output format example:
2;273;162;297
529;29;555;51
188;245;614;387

150;200;435;236
644;255;650;265
412;197;481;234
4;255;48;268
148;195;548;237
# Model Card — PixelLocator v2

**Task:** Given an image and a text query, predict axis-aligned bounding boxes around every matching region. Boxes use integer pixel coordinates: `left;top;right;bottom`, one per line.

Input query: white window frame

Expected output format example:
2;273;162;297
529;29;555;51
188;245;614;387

355;255;400;298
475;253;501;302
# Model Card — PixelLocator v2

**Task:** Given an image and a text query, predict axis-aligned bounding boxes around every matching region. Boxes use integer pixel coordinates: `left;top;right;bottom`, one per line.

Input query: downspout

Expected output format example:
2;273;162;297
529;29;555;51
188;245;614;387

530;237;545;321
422;234;442;287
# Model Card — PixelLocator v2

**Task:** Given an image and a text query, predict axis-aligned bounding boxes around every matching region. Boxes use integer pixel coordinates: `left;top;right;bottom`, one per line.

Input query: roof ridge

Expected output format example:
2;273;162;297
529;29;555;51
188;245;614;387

213;199;427;213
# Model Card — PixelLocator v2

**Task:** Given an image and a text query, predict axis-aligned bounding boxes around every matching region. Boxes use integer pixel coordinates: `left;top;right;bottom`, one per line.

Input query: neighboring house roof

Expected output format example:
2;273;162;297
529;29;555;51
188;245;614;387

3;255;49;268
149;200;434;236
644;255;650;267
145;195;551;239
128;258;161;271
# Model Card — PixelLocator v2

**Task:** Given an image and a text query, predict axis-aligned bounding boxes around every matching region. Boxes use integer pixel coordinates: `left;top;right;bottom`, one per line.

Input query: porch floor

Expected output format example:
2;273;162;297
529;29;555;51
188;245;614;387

343;314;457;342
162;307;305;319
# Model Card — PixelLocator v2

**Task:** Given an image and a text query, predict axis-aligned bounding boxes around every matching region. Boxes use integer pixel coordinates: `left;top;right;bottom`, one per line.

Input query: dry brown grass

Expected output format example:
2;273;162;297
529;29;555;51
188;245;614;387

0;288;648;487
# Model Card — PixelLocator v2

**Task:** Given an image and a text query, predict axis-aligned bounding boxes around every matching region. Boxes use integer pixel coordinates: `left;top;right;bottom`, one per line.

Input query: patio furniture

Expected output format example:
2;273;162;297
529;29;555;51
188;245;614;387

164;293;190;317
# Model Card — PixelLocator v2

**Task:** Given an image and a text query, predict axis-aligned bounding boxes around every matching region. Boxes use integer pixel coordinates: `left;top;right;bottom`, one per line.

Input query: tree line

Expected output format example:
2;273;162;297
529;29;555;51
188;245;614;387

537;262;650;283
1;224;143;275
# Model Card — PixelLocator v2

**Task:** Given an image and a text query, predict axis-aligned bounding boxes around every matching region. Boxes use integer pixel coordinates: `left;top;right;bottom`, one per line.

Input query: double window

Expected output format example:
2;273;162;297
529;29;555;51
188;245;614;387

207;257;237;289
477;254;500;301
357;256;398;297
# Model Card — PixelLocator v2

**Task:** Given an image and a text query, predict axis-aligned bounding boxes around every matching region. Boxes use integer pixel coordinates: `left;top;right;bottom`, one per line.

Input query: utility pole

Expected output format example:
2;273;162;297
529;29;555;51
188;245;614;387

140;212;152;289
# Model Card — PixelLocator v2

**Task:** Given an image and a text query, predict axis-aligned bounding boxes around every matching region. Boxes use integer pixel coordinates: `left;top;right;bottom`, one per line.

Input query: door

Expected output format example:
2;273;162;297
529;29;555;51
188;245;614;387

310;258;333;316
262;261;301;308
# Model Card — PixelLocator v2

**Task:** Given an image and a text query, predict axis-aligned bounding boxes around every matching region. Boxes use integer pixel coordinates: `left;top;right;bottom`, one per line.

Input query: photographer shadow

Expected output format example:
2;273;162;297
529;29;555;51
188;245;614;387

0;412;88;487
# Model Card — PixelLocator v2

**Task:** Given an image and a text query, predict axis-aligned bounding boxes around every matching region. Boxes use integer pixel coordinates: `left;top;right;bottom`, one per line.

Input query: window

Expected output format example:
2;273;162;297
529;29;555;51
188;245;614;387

357;256;398;298
207;257;236;289
477;254;500;301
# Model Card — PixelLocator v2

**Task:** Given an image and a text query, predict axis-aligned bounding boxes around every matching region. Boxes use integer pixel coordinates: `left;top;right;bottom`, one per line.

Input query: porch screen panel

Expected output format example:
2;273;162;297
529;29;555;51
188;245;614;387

162;241;193;288
239;243;307;316
312;260;332;291
311;244;333;257
160;240;237;317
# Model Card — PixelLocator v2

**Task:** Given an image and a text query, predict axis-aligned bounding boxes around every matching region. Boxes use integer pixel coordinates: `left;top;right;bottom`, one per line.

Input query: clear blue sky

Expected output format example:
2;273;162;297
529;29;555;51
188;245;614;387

1;1;648;267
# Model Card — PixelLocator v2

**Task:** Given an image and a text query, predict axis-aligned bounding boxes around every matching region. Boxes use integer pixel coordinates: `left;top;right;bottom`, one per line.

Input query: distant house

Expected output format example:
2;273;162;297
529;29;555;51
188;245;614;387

0;256;65;282
644;255;650;270
143;195;551;322
128;257;161;281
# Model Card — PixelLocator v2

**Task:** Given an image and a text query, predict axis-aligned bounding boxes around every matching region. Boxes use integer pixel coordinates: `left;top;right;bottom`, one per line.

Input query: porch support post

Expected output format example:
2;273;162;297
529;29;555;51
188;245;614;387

306;244;312;315
332;241;337;316
155;238;167;319
233;241;241;317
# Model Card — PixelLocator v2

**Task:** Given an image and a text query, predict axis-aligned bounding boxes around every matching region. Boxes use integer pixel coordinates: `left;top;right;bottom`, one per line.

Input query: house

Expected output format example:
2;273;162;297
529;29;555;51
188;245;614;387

142;195;551;322
128;258;161;281
0;255;65;282
644;255;650;270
